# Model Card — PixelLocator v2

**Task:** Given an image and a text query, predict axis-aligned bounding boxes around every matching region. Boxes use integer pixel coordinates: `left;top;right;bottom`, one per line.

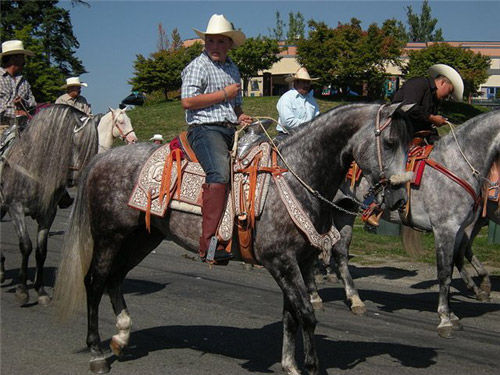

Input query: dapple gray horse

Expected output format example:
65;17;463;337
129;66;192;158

0;104;98;305
54;103;414;374
319;109;500;338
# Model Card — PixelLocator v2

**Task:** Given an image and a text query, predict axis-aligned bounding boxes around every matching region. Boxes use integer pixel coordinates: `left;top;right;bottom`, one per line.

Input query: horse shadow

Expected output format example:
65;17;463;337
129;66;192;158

319;286;500;319
346;264;418;280
102;322;437;373
411;274;500;293
1;267;167;299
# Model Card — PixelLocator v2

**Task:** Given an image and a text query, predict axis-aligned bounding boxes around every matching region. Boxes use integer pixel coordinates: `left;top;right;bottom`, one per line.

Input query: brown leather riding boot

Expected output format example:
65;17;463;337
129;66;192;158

199;183;233;263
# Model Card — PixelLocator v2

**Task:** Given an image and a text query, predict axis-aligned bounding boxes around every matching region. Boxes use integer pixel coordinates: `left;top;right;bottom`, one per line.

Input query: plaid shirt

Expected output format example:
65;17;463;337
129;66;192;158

0;67;36;119
181;51;242;125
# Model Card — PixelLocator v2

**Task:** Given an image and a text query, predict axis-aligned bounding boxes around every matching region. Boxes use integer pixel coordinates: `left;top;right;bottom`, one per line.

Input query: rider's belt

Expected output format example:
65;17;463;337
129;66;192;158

189;121;238;129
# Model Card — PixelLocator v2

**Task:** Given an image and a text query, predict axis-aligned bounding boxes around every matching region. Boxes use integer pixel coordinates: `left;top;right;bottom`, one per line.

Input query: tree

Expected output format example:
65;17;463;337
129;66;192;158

229;37;281;95
269;11;285;41
403;43;490;100
406;0;443;42
287;12;305;44
297;18;406;98
130;42;203;101
1;0;86;101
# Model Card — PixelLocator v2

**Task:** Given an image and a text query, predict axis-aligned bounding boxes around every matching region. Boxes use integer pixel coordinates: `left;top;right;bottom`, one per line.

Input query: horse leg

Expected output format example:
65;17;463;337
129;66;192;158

332;215;366;315
466;219;491;298
85;241;121;374
434;228;462;338
107;228;164;357
469;255;491;297
33;211;56;306
0;251;5;283
10;203;32;305
303;252;323;310
264;255;319;375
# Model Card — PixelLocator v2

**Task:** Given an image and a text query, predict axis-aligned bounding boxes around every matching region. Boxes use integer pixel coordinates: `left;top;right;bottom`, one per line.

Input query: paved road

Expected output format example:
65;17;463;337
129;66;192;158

1;206;499;375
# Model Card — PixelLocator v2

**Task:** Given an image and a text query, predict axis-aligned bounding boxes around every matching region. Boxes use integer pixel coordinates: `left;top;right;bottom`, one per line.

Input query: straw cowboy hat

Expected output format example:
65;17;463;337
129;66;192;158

193;14;246;47
61;77;88;89
285;67;319;83
149;134;164;142
429;64;464;102
0;40;34;57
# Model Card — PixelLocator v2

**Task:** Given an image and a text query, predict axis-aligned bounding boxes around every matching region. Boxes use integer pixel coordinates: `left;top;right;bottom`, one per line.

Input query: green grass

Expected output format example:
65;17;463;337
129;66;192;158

126;97;499;271
350;218;500;273
127;96;344;142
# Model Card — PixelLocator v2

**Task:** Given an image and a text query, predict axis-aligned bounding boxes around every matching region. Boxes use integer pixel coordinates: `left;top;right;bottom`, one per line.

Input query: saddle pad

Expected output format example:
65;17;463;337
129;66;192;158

128;142;272;241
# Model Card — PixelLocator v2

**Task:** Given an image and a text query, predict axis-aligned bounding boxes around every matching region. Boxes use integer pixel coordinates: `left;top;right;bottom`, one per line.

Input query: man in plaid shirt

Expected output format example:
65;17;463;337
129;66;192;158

0;40;36;135
181;14;252;264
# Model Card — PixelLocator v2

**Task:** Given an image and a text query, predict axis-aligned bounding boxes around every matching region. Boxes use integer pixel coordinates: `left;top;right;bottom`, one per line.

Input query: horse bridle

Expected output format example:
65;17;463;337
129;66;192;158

110;110;134;141
367;104;393;199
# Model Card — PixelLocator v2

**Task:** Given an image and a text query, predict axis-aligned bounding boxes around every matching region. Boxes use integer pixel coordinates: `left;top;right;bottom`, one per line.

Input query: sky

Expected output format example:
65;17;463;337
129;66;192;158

59;0;500;114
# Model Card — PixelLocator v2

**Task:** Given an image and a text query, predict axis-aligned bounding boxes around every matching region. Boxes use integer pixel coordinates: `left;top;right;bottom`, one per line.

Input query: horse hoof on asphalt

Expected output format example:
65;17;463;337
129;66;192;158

479;281;491;296
310;292;323;310
476;290;490;302
437;324;454;338
90;356;110;374
15;287;29;305
282;364;301;375
450;314;463;331
326;273;338;283
314;274;325;284
37;294;51;306
351;304;367;315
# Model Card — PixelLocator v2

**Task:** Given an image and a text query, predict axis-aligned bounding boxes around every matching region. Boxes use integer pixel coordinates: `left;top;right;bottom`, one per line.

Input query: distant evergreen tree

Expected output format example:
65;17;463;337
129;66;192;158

406;0;444;42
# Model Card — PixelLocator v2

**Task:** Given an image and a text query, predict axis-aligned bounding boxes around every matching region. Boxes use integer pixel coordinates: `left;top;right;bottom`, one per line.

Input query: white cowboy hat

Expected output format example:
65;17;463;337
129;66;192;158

0;40;34;57
285;67;319;83
149;134;164;142
193;14;246;47
429;64;464;102
61;77;88;89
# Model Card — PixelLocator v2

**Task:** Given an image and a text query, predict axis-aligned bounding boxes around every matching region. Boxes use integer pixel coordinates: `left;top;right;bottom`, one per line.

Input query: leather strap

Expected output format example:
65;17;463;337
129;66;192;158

425;158;480;207
179;131;198;162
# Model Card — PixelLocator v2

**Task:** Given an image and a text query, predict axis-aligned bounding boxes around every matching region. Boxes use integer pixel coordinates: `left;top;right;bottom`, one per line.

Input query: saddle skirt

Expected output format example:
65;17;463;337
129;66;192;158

128;141;272;242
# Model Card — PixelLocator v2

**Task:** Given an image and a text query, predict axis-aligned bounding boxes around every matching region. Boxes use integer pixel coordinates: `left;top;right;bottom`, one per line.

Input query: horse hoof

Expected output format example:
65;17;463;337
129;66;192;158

314;274;325;284
90;356;110;374
437;324;454;338
311;299;323;310
282;365;301;375
0;272;4;284
351;304;367;316
325;273;338;283
110;338;124;357
476;290;490;302
38;294;51;306
479;282;491;296
15;288;29;305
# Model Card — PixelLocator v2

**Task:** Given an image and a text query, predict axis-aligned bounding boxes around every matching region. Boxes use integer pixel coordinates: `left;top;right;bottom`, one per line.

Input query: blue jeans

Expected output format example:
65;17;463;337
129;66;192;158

187;125;235;184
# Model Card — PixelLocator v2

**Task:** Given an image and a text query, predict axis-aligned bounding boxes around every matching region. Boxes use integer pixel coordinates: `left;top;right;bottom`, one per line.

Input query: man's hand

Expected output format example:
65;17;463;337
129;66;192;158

238;113;253;125
429;114;448;127
224;83;241;100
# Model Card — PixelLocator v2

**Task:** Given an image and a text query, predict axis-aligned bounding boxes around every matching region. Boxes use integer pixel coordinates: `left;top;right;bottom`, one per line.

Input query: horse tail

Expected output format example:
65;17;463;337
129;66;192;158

53;166;94;321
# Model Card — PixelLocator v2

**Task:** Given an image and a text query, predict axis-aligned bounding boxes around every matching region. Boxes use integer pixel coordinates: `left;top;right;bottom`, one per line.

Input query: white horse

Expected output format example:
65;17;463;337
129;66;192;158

97;107;137;152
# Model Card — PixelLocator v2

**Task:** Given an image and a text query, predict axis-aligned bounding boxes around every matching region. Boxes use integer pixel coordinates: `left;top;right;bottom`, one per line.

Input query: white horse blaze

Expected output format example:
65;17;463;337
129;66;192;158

112;310;132;347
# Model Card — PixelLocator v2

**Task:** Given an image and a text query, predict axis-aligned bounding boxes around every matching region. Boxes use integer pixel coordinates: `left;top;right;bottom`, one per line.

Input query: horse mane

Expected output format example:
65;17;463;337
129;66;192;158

6;104;98;214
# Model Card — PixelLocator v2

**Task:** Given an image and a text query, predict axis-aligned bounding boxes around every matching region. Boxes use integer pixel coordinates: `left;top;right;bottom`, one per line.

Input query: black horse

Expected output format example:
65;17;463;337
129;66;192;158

54;103;413;374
